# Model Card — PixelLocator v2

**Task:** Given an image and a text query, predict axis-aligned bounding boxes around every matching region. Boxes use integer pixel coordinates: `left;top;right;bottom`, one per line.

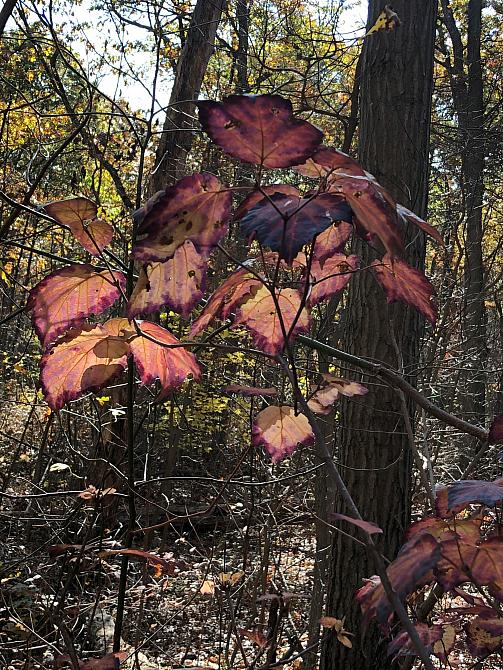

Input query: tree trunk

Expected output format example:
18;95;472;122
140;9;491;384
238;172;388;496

320;2;437;670
150;0;226;191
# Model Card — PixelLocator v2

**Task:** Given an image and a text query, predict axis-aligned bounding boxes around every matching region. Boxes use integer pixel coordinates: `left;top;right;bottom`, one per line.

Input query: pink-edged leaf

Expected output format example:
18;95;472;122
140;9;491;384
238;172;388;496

357;534;440;629
445;479;503;511
234;286;311;356
295;146;366;178
465;614;503;657
127;240;206;320
44;197;113;256
371;254;437;325
133;173;232;262
27;264;125;348
307;253;359;307
308;374;368;415
388;623;444;658
397;204;444;247
190;268;262;337
332;513;383;535
239;192;352;264
489;415;503;444
253;405;314;463
128;320;200;399
234;184;300;220
197;94;323;168
330;175;403;256
223;384;278;397
312;221;353;261
40;322;128;410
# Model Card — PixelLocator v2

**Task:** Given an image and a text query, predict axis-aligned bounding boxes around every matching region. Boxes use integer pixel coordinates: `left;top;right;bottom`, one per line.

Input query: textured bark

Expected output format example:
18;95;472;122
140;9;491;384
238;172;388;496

320;2;437;670
236;0;249;93
150;0;226;191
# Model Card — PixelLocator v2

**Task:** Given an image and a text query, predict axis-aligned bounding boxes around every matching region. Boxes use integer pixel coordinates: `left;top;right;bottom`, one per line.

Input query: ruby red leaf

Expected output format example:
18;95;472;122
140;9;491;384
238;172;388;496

190;268;262;337
489;415;503;444
234;286;311;355
27;264;125;348
129;320;200;399
312;221;353;261
397;203;444;247
127;241;206;319
239;192;352;264
307;253;359;307
371;254;437;325
332;513;383;535
133;173;232;262
197;94;323;168
388;623;444;658
252;405;314;463
357;534;440;629
40;322;128;410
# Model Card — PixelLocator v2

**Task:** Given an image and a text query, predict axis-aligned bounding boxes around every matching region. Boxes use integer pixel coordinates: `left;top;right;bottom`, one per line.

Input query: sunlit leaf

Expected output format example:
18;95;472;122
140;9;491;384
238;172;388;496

366;5;401;36
27;264;125;347
312;221;353;261
295;146;366;178
397;204;444;247
307;253;359;307
357;534;440;629
190;268;262;337
319;616;353;648
234;286;311;355
253;405;314;463
200;579;215;596
239;192;352;264
40;324;128;410
198;94;323;168
133;173;232;262
371;254;437;325
127;240;206;319
44;197;113;256
128;320;200;399
308;374;368;415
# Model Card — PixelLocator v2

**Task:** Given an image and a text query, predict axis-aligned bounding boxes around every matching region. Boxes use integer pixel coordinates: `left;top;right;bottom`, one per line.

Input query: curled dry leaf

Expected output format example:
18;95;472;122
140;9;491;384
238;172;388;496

238;627;267;648
308;374;368;415
40;323;128;410
371;254;437;325
223;384;278;397
239;192;352;264
27;264;125;348
198;94;323;168
320;617;353;648
133;173;232;262
44;197;114;256
234;286;311;356
127;240;206;319
200;579;215;596
99;549;176;577
332;513;383;535
253;406;314;463
366;4;401;36
128;320;200;400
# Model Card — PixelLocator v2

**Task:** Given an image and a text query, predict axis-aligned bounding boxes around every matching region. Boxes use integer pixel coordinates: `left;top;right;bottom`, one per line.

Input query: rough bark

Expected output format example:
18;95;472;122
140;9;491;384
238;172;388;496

320;2;437;669
150;0;226;191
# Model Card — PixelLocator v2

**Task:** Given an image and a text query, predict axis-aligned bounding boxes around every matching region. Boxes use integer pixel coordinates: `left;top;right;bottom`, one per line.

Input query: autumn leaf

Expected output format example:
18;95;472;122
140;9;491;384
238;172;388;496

190;268;262;337
127;240;206;319
239;192;352;264
44;197;113;256
234;286;311;356
295;146;367;179
27;264;125;347
234;184;300;220
357;534;441;629
366;5;401;36
396;204;444;247
200;579;215;596
387;623;444;658
320;617;353;648
405;515;482;544
55;652;126;670
445;479;503;511
133;173;232;262
40;323;128;410
128;320;200;399
465;614;503;656
489;415;503;444
99;549;176;577
238;627;267;648
252;406;314;463
307;253;359;307
312;221;353;261
308;374;368;415
331;513;383;535
197;94;323;168
331;175;403;256
371;254;437;325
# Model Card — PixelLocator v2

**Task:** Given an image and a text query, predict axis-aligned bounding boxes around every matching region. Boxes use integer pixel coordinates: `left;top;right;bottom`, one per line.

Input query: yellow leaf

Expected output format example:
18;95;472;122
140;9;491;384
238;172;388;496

366;5;401;36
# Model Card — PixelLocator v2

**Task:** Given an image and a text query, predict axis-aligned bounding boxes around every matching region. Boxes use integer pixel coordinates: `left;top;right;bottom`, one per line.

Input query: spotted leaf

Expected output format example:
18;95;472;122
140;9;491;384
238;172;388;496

198;94;323;168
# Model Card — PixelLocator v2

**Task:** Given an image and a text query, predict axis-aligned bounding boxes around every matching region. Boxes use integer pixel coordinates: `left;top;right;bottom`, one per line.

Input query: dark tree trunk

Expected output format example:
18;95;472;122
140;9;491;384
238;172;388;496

150;0;226;191
320;2;437;670
236;0;249;93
